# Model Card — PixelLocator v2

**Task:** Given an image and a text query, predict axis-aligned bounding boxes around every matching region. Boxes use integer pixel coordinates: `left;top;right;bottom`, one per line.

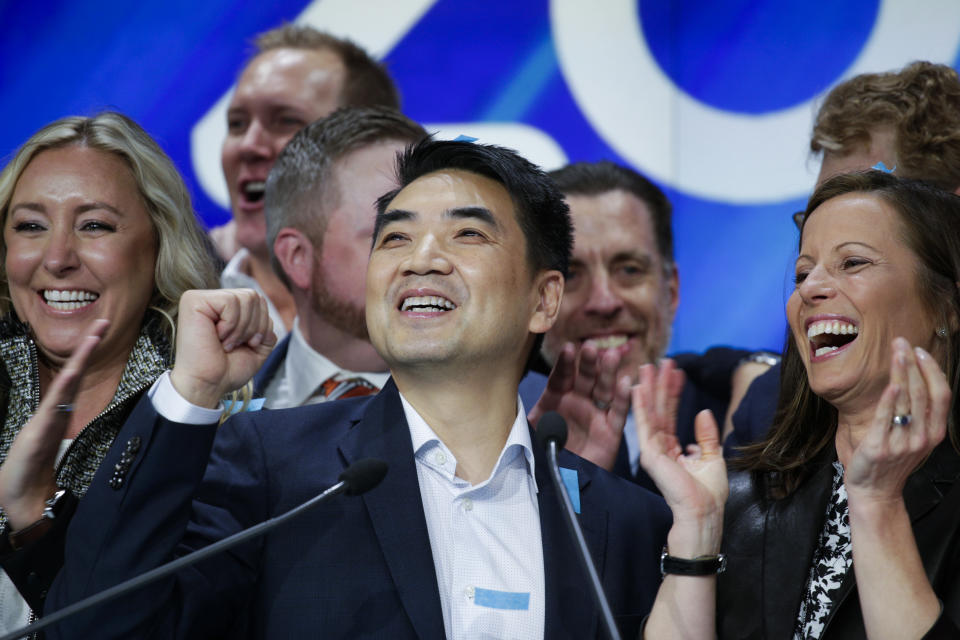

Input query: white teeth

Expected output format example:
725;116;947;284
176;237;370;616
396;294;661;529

401;295;456;312
42;290;98;310
46;301;91;311
243;181;265;194
591;335;628;349
807;320;859;338
815;346;840;357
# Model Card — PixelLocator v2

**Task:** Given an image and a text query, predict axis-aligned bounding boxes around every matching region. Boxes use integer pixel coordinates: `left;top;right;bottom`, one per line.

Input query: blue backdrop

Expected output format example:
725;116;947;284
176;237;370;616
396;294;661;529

4;0;958;355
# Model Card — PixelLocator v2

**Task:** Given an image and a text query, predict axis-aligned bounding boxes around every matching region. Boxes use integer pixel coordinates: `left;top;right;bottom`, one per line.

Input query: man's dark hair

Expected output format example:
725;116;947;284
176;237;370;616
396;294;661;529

374;139;574;369
549;160;674;267
374;139;573;276
266;106;426;287
252;24;400;110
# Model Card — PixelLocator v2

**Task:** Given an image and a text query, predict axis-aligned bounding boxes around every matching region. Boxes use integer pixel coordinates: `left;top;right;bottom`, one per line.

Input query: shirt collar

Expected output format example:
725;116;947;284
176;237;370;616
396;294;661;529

219;248;254;287
402;392;536;485
283;318;391;404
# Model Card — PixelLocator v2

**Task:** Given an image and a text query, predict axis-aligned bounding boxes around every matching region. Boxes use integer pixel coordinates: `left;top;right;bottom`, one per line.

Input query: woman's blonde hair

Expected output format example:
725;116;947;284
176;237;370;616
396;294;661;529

0;112;219;339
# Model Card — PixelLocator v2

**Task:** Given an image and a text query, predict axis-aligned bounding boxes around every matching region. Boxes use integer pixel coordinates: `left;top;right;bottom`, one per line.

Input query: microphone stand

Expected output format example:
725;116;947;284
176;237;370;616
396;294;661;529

0;459;386;640
545;437;622;640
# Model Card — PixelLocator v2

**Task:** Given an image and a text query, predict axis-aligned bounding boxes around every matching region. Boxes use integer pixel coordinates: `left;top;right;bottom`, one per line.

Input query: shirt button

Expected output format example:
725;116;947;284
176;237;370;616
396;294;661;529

435;451;447;465
465;586;475;599
463;498;473;511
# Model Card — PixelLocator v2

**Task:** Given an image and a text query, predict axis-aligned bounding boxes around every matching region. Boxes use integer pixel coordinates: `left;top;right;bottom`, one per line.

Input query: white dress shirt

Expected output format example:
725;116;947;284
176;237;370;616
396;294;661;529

263;318;389;409
220;249;288;343
402;394;545;640
149;377;547;639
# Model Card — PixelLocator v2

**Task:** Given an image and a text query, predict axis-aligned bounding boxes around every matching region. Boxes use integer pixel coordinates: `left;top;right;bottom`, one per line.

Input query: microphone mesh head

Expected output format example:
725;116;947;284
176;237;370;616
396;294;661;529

339;458;388;496
535;411;568;450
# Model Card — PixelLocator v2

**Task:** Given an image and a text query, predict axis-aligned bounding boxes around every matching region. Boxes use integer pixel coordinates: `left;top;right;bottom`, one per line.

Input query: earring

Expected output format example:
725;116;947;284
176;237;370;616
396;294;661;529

937;327;948;338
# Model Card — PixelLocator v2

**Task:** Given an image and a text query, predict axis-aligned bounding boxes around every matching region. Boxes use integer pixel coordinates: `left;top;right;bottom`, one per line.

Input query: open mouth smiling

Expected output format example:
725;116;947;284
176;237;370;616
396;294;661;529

581;334;632;350
41;289;99;311
240;180;266;205
399;295;457;314
807;318;859;358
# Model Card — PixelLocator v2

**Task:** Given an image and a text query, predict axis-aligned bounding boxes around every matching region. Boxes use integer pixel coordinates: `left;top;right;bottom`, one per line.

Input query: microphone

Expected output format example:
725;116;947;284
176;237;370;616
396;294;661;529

0;458;388;640
535;410;568;451
340;457;389;496
537;412;622;640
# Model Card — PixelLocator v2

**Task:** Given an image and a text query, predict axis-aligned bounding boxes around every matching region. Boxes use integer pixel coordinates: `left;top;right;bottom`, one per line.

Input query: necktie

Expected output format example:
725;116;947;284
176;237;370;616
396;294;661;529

310;375;379;403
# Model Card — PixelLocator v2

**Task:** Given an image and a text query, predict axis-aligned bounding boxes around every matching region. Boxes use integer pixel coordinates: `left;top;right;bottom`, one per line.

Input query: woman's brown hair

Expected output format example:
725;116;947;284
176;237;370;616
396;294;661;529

736;170;960;496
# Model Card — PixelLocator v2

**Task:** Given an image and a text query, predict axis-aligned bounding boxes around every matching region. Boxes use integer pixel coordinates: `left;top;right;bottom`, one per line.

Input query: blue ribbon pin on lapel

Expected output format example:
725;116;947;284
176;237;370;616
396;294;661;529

226;397;266;416
559;467;580;514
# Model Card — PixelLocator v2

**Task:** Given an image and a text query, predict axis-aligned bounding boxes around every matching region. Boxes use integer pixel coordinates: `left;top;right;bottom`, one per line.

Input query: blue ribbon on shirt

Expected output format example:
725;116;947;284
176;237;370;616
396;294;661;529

474;588;530;610
467;468;580;613
559;467;580;514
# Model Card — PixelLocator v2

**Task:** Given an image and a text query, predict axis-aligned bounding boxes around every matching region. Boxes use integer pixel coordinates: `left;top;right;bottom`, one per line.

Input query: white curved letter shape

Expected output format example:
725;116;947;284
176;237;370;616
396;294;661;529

551;0;960;203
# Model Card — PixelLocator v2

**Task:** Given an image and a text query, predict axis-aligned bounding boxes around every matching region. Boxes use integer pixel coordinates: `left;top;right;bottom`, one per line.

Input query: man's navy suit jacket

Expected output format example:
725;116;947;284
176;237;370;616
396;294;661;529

47;379;671;639
725;363;780;456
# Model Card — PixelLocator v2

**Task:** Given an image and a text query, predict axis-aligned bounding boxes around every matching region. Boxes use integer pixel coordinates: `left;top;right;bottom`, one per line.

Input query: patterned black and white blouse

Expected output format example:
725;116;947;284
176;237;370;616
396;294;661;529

794;461;853;639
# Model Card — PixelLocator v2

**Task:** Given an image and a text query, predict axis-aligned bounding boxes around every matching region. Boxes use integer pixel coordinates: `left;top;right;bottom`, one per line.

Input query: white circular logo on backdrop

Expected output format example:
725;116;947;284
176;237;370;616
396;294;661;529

550;0;960;203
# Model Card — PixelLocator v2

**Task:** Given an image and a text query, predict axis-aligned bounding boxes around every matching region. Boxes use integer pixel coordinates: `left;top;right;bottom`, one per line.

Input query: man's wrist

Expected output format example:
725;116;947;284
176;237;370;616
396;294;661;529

168;370;223;410
149;371;223;424
737;351;780;368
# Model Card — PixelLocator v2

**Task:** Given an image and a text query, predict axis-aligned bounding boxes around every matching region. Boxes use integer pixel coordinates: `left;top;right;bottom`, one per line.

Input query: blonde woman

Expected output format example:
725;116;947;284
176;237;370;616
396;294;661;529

0;112;221;630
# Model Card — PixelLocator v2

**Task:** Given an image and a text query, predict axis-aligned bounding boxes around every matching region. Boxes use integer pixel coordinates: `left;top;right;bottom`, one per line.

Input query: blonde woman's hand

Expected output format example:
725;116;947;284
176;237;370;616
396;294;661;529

0;319;108;529
169;289;277;409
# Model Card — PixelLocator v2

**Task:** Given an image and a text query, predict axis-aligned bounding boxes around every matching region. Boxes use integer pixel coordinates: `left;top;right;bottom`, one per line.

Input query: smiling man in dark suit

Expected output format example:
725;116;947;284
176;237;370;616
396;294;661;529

42;139;672;639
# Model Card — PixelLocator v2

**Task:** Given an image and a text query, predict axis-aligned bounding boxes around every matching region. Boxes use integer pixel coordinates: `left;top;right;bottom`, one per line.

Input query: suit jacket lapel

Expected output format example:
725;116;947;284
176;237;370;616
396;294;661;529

904;442;960;522
337;380;445;639
907;443;960;602
252;334;290;397
538;441;605;639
